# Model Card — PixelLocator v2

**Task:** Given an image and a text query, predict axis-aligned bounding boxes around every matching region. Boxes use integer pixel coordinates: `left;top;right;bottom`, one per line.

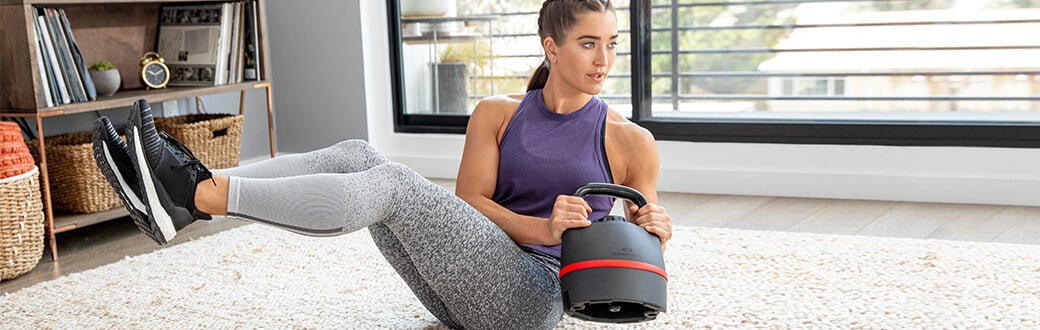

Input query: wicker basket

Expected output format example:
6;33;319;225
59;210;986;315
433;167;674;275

0;121;25;142
28;131;121;213
0;166;44;281
0;152;35;179
1;122;35;180
155;114;243;169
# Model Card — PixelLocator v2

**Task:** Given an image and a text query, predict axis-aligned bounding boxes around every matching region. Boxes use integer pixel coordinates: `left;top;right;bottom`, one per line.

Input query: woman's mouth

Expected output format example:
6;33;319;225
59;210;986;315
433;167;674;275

587;72;606;82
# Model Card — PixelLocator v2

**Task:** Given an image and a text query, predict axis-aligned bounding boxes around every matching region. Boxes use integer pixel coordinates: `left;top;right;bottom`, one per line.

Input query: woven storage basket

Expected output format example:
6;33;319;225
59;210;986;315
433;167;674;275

0;121;25;142
154;114;243;169
0;152;35;179
1;122;35;180
28;131;121;213
0;166;44;281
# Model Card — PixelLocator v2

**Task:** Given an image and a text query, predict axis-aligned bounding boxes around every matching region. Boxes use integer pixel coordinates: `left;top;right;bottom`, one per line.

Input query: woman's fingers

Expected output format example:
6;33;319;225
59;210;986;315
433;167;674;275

546;195;593;244
562;217;592;228
555;195;591;214
552;196;590;222
640;221;672;240
630;203;673;243
552;196;592;228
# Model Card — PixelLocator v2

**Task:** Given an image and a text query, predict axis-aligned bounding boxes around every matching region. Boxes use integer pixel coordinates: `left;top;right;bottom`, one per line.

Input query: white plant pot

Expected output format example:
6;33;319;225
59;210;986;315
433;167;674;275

89;69;121;96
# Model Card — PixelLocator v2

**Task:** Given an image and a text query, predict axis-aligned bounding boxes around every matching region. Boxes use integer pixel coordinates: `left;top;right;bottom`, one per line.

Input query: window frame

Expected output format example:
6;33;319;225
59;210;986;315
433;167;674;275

387;0;1040;148
387;1;471;135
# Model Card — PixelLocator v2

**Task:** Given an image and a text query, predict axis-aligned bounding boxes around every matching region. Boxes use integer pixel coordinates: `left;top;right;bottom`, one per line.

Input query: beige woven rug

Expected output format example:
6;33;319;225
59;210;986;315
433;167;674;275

2;223;1039;329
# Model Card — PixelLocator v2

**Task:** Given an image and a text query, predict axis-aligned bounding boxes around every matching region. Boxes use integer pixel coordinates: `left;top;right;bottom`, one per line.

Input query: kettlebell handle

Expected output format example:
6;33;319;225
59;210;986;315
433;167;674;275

573;183;647;208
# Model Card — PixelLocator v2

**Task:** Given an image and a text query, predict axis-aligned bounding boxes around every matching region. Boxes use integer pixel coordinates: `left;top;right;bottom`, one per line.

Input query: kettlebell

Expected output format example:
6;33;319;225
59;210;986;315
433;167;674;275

560;183;668;323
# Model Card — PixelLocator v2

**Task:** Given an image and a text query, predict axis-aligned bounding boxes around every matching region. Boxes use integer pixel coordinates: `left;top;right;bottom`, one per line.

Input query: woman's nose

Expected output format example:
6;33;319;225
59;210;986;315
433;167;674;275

594;47;609;67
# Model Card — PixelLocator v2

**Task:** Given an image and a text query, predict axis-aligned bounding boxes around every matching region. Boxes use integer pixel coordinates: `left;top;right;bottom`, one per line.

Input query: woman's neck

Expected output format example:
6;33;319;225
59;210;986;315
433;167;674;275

540;80;593;114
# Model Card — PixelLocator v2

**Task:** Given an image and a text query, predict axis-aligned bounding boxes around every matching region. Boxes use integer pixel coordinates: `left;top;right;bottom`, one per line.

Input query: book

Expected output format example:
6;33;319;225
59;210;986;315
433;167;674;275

242;0;260;81
57;8;96;101
231;2;244;84
234;19;246;83
222;2;241;85
156;3;226;86
43;8;86;103
35;14;71;104
32;21;55;107
212;2;232;85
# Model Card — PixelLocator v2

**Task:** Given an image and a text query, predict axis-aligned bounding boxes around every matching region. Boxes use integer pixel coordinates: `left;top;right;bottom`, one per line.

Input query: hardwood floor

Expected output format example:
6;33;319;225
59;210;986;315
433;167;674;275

667;194;1040;244
434;179;1040;244
3;178;1038;294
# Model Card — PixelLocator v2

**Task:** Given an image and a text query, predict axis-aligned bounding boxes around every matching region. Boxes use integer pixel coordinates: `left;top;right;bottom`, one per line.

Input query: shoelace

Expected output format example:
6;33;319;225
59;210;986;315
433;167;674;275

161;132;217;186
170;159;215;185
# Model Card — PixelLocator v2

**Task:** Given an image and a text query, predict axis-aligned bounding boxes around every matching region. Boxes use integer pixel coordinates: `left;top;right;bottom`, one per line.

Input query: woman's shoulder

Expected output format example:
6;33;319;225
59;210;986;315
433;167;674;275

603;107;659;186
604;107;654;145
475;93;524;110
467;93;526;137
471;94;524;121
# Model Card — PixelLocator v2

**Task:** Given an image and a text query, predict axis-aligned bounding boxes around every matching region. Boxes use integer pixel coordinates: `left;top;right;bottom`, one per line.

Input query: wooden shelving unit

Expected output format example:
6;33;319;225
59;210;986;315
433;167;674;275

0;0;275;260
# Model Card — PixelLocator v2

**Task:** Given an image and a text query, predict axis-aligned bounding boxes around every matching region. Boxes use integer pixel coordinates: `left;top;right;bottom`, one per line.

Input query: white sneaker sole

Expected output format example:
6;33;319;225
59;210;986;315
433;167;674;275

131;125;178;242
101;142;147;213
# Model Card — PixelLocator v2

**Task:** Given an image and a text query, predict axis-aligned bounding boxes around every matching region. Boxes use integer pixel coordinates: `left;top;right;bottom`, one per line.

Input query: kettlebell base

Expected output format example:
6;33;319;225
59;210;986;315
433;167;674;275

561;268;667;324
564;298;663;323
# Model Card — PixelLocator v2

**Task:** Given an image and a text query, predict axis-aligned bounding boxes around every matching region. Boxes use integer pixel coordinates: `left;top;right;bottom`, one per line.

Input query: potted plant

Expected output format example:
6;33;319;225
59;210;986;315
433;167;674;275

88;60;120;96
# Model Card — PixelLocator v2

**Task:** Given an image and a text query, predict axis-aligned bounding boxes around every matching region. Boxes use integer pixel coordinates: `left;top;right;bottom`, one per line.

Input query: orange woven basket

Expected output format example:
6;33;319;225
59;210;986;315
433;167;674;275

0;122;25;142
0;122;35;180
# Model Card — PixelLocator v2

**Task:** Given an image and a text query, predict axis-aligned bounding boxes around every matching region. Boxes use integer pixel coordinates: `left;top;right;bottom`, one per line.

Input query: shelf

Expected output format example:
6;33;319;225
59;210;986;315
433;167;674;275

400;15;497;45
1;81;270;117
400;15;497;24
403;33;484;45
53;206;128;234
1;0;275;260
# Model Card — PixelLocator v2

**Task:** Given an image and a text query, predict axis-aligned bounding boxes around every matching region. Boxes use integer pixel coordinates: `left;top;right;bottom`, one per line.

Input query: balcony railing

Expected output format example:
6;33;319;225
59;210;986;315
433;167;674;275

391;0;1040;146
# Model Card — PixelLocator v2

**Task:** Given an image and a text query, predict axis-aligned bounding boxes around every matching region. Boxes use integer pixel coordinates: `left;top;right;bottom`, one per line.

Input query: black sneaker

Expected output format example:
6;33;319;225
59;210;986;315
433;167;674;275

126;99;213;245
91;116;149;228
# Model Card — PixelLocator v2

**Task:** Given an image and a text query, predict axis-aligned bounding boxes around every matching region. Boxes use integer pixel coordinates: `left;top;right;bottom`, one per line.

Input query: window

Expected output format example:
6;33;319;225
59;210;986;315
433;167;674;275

389;0;630;133
388;0;1040;147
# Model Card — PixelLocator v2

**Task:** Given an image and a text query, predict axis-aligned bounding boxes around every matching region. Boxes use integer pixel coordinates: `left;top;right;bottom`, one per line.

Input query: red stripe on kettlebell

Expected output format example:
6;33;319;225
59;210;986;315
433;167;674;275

559;259;668;281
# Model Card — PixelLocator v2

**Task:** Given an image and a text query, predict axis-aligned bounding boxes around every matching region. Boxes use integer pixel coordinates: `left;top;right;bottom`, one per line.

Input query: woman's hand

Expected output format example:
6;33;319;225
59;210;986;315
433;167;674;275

544;195;593;245
628;202;672;252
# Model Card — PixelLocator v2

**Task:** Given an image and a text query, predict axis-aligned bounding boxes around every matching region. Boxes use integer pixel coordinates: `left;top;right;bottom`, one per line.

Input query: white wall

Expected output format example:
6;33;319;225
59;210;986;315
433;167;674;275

266;0;369;153
166;91;273;161
360;1;1040;207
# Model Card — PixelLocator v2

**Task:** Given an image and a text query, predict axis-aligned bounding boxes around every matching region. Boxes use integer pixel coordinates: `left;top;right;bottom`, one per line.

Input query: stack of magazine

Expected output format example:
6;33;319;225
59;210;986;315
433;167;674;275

156;0;262;87
32;7;96;107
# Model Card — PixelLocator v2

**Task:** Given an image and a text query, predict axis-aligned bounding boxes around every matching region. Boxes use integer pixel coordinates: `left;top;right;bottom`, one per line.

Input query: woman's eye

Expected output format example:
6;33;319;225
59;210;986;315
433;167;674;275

608;41;618;49
583;42;595;49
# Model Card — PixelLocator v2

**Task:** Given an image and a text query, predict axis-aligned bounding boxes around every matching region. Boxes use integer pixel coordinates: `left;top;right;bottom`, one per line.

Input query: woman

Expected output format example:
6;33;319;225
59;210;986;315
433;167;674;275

91;1;671;329
457;0;671;258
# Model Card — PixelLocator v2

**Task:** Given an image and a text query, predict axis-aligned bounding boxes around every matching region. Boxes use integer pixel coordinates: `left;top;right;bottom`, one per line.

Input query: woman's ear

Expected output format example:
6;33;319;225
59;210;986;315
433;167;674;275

543;37;559;64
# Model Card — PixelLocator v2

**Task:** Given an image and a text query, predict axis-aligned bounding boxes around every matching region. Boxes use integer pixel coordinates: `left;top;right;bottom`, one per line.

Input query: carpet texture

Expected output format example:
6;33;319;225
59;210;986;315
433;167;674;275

2;223;1040;329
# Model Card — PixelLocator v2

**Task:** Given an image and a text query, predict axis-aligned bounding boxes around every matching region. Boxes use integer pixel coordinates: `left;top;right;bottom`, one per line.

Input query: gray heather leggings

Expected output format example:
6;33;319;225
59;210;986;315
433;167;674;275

212;140;563;329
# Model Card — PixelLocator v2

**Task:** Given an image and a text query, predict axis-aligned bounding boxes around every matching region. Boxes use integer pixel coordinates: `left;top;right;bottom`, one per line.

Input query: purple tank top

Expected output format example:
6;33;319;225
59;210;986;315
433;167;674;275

493;89;614;258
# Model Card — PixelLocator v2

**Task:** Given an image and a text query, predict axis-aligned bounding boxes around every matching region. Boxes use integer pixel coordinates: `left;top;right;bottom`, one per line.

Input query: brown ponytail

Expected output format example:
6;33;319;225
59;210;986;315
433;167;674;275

526;59;551;91
526;0;614;91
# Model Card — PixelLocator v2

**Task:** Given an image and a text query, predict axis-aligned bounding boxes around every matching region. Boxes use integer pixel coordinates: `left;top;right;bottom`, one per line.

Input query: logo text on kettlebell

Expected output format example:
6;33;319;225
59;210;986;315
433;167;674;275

612;247;637;258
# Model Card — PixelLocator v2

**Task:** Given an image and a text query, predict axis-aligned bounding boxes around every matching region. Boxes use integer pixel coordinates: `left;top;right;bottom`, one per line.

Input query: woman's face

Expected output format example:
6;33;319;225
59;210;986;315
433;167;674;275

549;10;618;95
